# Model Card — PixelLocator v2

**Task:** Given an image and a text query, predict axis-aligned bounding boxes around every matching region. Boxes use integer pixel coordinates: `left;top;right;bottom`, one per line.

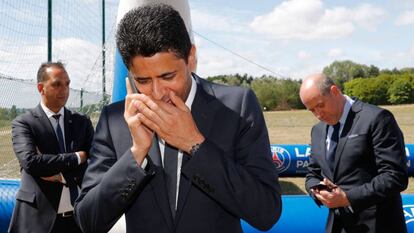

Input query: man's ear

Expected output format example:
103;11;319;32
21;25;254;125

330;85;340;96
37;83;44;94
188;45;197;73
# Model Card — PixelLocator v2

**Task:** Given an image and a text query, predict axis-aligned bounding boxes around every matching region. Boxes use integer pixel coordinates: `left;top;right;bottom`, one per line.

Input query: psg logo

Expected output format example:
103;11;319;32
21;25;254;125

271;146;291;173
404;204;414;231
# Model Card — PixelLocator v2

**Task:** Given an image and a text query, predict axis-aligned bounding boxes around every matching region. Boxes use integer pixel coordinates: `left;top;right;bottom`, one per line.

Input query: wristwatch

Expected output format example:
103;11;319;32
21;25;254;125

189;142;202;155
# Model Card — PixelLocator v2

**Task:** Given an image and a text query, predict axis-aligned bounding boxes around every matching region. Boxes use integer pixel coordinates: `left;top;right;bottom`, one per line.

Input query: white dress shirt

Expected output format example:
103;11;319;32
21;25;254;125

326;95;355;150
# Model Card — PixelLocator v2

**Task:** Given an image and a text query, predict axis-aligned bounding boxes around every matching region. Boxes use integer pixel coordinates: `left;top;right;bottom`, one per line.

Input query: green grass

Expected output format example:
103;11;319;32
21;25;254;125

264;104;414;194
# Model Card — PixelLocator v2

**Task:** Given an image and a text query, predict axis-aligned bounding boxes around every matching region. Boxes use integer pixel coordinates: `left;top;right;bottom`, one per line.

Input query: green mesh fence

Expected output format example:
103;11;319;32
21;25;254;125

0;0;119;178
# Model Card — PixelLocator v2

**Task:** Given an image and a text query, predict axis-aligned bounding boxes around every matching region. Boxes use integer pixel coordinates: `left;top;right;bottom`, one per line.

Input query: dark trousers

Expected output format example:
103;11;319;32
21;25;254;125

51;215;83;233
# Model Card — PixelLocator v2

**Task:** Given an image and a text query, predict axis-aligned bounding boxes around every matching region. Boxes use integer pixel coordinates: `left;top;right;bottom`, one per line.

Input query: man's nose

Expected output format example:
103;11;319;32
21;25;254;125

313;109;322;119
151;81;164;100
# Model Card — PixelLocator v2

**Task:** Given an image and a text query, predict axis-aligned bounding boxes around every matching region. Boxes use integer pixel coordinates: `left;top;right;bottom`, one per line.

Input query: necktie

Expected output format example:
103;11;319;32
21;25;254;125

52;114;65;153
52;114;78;205
326;123;340;171
164;143;178;219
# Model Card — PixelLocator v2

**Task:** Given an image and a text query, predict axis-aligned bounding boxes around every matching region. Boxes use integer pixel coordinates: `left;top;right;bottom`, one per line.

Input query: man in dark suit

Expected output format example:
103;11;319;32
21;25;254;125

300;73;408;233
8;62;94;233
75;4;282;233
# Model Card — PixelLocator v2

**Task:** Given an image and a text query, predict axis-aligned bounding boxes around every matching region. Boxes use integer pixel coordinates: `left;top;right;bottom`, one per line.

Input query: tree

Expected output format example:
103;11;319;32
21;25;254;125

323;60;378;90
388;75;414;104
8;105;18;120
251;77;279;110
344;76;390;105
0;107;7;120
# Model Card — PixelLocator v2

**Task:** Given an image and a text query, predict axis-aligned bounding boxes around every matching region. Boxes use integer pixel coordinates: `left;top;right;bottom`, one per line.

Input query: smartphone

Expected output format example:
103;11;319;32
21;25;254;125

127;73;140;94
313;183;334;192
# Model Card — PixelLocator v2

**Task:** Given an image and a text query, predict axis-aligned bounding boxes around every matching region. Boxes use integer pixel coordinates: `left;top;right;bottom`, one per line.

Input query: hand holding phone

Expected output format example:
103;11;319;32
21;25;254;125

313;183;331;191
313;183;337;192
127;73;140;94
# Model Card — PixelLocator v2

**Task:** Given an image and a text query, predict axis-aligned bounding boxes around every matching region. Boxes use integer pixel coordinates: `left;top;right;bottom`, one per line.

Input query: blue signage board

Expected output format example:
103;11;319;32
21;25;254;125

272;144;414;177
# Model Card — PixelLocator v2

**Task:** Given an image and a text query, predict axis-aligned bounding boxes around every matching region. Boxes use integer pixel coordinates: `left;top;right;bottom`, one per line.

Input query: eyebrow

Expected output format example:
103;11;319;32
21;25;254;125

132;70;178;80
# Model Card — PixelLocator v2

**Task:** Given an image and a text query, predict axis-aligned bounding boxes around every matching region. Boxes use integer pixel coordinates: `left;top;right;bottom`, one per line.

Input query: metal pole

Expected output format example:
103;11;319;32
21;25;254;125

102;0;106;103
80;88;84;109
47;0;52;61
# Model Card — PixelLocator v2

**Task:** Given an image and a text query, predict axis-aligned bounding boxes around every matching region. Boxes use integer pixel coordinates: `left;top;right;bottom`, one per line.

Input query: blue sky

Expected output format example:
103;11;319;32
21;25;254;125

190;0;414;79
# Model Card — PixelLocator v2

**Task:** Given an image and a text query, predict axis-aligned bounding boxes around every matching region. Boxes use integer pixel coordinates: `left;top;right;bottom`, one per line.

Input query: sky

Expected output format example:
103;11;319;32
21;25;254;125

0;0;414;105
190;0;414;79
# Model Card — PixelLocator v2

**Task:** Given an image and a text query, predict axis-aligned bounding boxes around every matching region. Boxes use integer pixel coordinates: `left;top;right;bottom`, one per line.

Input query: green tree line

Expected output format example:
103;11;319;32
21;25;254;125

207;74;303;110
207;61;414;110
0;105;25;127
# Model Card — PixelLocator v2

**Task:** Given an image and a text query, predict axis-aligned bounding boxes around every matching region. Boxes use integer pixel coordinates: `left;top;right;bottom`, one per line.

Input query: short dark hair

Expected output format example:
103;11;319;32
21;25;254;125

116;3;192;67
317;75;336;96
37;61;66;83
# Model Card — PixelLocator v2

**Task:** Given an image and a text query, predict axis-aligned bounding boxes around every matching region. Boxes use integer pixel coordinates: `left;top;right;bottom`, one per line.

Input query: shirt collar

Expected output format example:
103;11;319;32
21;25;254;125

338;95;354;126
40;101;64;119
184;74;197;110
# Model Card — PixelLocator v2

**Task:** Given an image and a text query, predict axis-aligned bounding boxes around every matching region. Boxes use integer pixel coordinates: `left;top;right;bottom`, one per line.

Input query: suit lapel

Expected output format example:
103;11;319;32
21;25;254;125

175;153;191;224
149;166;174;231
147;135;173;230
332;101;362;179
148;135;161;166
319;123;334;180
63;108;73;152
33;104;60;153
113;105;173;229
175;75;219;222
190;75;218;138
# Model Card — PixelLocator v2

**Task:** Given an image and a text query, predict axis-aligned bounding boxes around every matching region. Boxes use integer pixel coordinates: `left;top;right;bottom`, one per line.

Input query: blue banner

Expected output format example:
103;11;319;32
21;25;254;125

1;179;413;233
272;144;414;177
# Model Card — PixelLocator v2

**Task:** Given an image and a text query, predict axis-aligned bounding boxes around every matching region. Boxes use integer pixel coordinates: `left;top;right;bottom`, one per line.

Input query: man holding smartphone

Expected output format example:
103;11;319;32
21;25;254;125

75;4;282;233
300;73;408;233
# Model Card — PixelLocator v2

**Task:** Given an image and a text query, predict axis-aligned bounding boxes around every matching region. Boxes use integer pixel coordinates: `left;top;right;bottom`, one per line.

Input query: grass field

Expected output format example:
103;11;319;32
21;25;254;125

265;104;414;194
1;104;413;194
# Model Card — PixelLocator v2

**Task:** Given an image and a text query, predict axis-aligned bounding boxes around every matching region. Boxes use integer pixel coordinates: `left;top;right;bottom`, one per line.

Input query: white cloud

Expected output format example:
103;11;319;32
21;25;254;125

249;0;384;40
289;62;328;80
0;37;106;92
395;10;414;25
196;47;267;77
191;8;246;33
0;38;45;82
53;38;104;92
352;3;385;30
327;48;343;57
297;50;311;60
195;40;288;78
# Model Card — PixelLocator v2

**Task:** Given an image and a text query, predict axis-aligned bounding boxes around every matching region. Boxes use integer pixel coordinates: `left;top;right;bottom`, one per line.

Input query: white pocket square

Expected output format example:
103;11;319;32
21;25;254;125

348;134;359;139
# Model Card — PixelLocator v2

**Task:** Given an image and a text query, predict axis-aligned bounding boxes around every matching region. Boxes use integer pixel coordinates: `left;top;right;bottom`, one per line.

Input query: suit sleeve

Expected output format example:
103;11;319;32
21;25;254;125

75;106;155;233
345;110;408;211
63;116;95;186
305;128;324;207
12;116;79;177
181;89;282;231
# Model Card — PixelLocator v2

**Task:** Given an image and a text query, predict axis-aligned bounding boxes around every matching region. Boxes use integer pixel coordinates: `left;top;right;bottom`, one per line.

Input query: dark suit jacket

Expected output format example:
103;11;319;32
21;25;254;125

8;105;94;233
305;100;408;233
75;75;282;233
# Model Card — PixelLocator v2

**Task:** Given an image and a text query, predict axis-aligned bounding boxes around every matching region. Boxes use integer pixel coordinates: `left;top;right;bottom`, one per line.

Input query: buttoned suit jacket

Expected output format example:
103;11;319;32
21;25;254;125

8;105;94;233
75;75;282;233
305;100;408;233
